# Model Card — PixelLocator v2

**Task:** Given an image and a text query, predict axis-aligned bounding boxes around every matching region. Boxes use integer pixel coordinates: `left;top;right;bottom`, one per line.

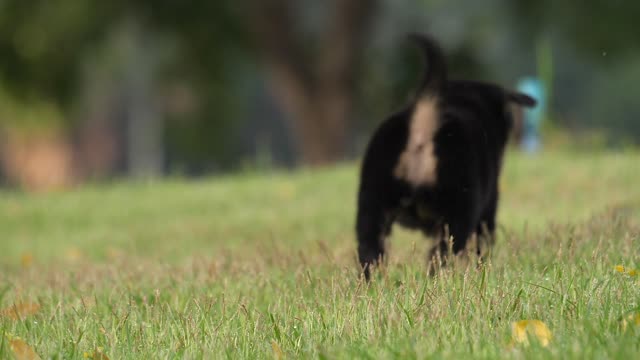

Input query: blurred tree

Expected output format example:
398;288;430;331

2;0;379;169
3;0;636;185
251;0;377;165
510;0;640;59
0;0;250;178
0;0;123;112
510;0;640;143
132;0;250;172
0;0;123;188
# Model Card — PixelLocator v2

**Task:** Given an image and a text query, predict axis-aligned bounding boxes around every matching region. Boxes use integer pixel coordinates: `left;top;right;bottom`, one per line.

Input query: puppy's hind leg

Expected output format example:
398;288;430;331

476;221;495;265
476;193;498;262
427;219;474;274
356;195;393;281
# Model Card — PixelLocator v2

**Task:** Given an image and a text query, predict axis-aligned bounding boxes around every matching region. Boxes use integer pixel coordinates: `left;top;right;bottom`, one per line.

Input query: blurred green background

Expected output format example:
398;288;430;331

0;0;638;191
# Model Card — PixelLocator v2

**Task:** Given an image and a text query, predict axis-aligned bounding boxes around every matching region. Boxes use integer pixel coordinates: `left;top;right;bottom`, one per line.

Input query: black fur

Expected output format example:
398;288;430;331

356;34;536;280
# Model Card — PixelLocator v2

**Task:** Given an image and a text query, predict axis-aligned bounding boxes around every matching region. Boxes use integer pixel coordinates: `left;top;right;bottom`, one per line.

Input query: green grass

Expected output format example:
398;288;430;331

1;149;639;359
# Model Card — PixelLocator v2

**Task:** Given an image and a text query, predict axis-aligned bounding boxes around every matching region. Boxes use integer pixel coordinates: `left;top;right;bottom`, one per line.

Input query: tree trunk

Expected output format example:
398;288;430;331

123;19;164;177
252;0;376;166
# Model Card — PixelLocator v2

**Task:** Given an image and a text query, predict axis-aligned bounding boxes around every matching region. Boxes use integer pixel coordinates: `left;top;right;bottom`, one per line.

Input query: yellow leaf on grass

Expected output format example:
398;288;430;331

65;248;84;262
9;338;41;360
276;182;296;201
271;340;284;360
615;265;638;277
621;313;640;332
106;247;123;260
0;302;40;320
20;253;34;268
511;320;552;347
83;347;110;360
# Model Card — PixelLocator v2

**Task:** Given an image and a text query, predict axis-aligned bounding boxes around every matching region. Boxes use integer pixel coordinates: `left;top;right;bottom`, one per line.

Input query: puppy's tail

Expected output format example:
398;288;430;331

407;33;447;97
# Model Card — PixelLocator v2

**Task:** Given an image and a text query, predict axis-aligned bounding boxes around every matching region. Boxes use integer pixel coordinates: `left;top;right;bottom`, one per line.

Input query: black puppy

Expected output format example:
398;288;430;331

356;34;536;279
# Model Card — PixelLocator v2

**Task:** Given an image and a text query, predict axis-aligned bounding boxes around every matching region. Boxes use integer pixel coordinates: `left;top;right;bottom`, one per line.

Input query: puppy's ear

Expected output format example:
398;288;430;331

507;91;537;107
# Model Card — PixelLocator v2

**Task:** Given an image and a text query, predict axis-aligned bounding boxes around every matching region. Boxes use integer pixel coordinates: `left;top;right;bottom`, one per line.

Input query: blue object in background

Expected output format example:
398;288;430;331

516;77;545;153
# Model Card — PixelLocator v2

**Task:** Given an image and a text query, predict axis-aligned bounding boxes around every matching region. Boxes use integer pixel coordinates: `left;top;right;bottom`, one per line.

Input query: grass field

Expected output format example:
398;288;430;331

1;149;639;359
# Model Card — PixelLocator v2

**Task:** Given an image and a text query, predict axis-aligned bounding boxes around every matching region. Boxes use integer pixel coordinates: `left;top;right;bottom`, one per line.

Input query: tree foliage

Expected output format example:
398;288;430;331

0;0;250;111
510;0;640;59
0;1;123;106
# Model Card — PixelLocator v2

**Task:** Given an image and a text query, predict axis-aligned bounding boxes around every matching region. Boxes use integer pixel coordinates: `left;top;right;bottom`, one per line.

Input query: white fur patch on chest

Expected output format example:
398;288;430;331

394;97;440;187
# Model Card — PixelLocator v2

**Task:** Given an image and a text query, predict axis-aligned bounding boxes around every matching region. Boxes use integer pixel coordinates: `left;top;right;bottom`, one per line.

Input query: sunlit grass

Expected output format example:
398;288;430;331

1;149;639;358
